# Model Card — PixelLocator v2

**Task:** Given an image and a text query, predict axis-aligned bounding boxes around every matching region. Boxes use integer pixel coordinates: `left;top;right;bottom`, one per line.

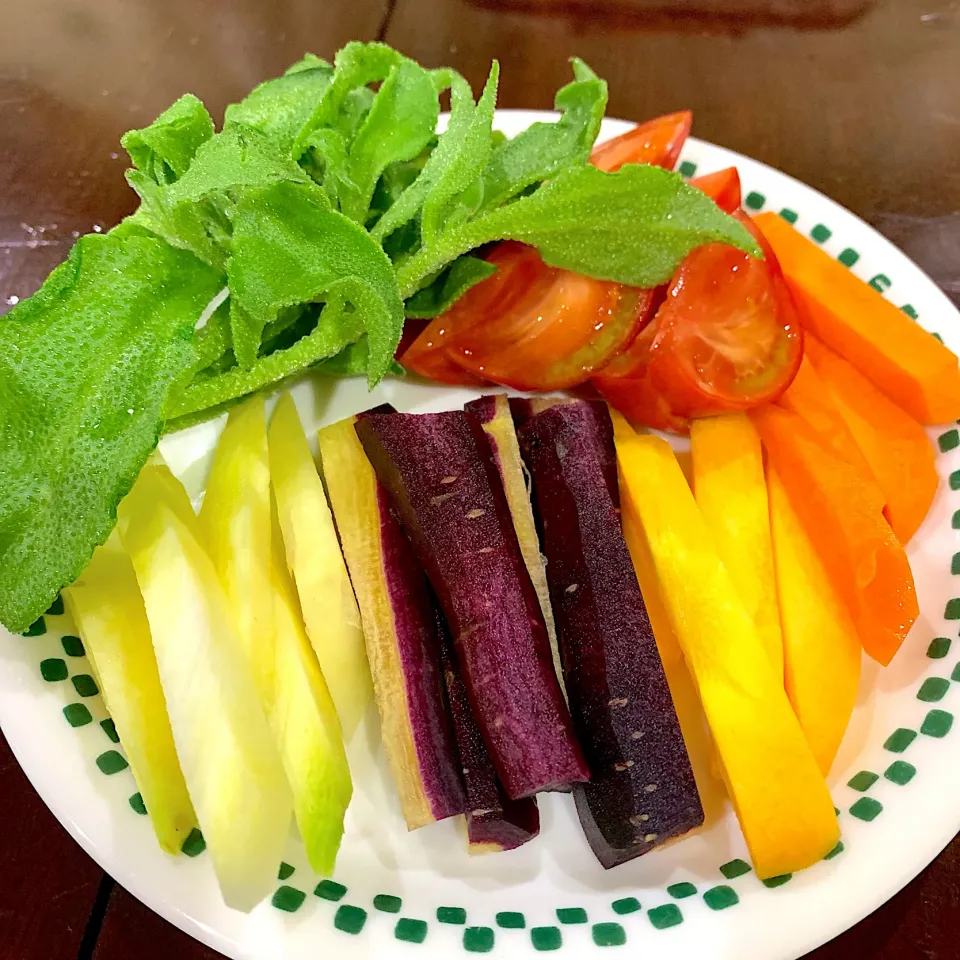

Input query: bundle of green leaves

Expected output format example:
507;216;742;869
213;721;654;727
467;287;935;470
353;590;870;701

0;41;757;634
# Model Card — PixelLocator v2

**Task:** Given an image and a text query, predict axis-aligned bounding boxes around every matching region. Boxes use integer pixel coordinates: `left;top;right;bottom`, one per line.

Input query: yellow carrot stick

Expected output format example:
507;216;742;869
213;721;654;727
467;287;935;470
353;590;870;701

768;467;861;775
690;414;783;679
615;431;838;878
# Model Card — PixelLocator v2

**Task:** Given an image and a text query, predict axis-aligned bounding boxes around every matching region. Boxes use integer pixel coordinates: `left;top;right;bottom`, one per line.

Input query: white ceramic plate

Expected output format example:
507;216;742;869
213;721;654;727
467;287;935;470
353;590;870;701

2;112;960;960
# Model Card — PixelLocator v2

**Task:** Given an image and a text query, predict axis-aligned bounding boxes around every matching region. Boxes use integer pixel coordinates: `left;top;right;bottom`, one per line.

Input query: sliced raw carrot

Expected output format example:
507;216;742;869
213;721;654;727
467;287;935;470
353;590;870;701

768;466;861;775
690;414;783;680
753;212;960;424
805;334;938;544
615;430;838;879
750;404;918;666
777;354;885;506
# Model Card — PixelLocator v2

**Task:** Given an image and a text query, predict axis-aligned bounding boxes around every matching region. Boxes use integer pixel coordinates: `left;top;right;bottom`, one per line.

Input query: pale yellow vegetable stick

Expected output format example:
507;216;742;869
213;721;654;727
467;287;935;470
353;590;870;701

691;414;784;680
615;433;838;879
268;394;370;738
269;499;353;874
64;532;197;855
199;397;275;707
768;466;862;775
117;459;291;912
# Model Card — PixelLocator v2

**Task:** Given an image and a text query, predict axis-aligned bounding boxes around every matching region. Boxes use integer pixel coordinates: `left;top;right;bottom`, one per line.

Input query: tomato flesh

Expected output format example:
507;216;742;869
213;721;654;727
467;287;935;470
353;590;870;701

592;212;803;431
590;111;692;173
403;242;657;392
689;167;742;214
594;322;692;434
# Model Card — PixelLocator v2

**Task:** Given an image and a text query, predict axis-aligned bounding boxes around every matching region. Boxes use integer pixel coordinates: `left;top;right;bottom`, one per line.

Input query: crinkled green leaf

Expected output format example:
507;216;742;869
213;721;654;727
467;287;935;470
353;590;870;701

224;56;333;154
479;58;606;209
0;233;223;632
369;68;476;243
419;62;499;246
396;163;761;297
129;122;309;270
166;122;310;204
369;144;435;222
121;94;214;186
301;128;355;208
167;298;363;423
126;171;233;271
192;294;232;371
340;59;440;223
314;337;404;378
226;179;404;385
229;299;265;370
335;86;376;142
293;41;404;158
404;255;497;319
286;53;331;75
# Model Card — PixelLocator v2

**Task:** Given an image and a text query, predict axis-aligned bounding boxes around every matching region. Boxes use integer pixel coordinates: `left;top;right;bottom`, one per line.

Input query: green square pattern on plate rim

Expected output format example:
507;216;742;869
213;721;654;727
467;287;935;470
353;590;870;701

18;153;959;954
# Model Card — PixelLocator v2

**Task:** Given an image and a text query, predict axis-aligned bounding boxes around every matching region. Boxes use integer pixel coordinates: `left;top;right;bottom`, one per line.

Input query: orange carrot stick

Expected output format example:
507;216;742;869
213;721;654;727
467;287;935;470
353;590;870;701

805;335;938;544
777;355;884;508
754;212;960;424
750;405;918;666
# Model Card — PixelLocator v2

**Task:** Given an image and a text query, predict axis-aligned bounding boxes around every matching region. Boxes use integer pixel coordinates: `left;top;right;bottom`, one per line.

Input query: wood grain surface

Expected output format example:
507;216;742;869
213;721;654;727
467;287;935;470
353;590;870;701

1;1;958;957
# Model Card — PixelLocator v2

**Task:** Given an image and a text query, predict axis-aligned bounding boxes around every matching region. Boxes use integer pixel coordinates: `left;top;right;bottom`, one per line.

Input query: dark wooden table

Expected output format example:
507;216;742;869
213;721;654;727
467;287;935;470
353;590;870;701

1;1;958;957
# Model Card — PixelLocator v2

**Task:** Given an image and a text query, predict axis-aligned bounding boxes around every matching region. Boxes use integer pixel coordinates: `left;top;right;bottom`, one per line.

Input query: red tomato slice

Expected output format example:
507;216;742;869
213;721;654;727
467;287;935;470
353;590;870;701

399;314;491;385
592;212;803;431
403;242;658;392
590;111;692;173
593;322;692;434
690;167;742;214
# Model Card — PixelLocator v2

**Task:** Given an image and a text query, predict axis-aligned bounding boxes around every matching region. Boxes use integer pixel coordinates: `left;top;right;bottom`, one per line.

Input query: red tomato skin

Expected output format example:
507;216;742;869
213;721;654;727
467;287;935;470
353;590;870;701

591;212;802;431
403;242;660;392
400;321;492;386
590;111;692;173
593;323;692;435
452;282;658;391
689;167;742;214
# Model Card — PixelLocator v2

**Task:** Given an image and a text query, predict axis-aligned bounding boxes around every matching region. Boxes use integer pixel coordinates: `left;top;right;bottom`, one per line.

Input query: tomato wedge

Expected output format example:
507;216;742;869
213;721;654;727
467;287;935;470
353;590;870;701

398;324;491;387
593;321;691;434
402;242;657;391
590;111;692;173
690;167;742;214
593;212;803;432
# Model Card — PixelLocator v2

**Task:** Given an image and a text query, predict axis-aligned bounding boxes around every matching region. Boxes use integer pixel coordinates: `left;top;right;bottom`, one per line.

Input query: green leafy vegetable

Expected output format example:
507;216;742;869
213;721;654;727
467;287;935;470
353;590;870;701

369;68;477;244
167;299;363;422
293;42;404;158
0;233;223;632
419;63;500;247
129;122;309;272
224;55;333;154
479;59;606;210
225;179;403;383
301;128;354;207
395;163;761;297
314;338;405;378
339;59;440;224
121;94;214;186
404;255;497;319
192;294;232;371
